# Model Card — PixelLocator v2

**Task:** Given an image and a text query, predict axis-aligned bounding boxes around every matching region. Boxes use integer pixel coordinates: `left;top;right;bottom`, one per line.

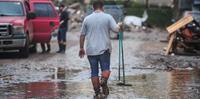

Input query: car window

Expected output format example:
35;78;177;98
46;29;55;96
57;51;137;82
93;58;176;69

0;1;24;16
86;5;124;22
33;3;56;18
104;5;124;21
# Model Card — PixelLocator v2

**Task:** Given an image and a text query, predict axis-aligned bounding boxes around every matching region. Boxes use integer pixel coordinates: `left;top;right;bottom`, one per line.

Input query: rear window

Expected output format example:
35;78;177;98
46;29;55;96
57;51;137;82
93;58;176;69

86;5;124;22
33;3;56;18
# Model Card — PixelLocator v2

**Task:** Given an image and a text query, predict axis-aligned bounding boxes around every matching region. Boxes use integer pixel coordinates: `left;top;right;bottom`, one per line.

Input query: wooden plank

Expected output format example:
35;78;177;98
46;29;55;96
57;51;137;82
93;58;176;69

165;33;176;55
166;16;193;34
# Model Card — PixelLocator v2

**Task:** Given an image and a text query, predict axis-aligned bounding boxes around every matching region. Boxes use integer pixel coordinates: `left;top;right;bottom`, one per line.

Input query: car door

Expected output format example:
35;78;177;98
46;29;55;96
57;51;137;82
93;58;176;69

30;1;59;43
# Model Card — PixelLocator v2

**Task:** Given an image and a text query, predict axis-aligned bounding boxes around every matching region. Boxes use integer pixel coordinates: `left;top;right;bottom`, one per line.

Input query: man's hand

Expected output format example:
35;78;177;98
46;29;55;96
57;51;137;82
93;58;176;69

117;22;123;30
60;20;64;25
79;48;85;58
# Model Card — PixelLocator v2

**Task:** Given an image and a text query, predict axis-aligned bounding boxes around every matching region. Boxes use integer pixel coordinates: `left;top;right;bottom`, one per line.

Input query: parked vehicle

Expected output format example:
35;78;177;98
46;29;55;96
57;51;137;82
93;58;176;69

86;5;124;23
174;0;200;23
0;0;59;57
85;2;124;39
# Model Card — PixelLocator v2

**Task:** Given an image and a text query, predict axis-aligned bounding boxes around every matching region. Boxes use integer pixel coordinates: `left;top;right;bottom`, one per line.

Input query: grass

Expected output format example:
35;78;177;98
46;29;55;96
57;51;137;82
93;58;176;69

126;3;173;28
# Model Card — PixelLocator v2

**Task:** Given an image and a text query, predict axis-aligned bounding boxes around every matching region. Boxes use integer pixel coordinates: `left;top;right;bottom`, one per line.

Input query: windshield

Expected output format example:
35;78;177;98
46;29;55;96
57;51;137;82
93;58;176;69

0;1;24;16
86;5;124;22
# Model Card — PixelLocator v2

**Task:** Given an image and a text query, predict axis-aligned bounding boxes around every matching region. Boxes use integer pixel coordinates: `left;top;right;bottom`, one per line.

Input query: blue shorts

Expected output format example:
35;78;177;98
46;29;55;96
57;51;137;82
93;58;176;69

58;28;67;42
87;50;110;77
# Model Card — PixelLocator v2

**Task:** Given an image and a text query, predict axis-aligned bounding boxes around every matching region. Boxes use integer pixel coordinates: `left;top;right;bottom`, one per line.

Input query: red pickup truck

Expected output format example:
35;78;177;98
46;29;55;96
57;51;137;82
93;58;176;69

0;0;59;57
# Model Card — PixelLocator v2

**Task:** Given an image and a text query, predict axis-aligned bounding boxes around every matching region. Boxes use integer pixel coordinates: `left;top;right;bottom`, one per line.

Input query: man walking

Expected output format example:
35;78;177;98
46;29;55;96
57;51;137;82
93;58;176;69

57;4;69;53
79;1;121;98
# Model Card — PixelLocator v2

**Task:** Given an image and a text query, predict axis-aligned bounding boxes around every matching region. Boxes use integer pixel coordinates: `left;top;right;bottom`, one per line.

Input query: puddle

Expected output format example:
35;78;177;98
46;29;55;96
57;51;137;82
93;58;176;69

0;69;199;99
122;69;200;99
0;81;93;99
51;67;82;81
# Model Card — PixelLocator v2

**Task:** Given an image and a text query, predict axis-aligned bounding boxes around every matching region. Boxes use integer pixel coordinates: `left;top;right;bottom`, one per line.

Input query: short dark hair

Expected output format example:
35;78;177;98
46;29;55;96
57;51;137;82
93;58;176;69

93;1;104;10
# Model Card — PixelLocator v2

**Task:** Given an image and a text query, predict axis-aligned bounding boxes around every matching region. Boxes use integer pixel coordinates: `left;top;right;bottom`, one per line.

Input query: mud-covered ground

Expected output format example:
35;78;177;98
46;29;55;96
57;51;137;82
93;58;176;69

0;28;200;99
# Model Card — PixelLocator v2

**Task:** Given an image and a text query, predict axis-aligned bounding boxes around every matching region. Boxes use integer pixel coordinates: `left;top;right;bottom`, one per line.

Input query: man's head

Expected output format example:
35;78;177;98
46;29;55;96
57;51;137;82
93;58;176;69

59;4;65;12
93;1;104;11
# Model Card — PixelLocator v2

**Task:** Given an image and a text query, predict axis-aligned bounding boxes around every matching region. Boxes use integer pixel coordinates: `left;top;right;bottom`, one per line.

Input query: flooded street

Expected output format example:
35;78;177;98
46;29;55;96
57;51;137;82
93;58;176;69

0;69;199;99
0;30;200;99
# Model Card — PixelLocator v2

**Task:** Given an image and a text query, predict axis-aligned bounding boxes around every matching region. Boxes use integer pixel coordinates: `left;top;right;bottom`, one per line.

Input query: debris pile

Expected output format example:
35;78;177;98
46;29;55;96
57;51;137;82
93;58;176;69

165;15;200;55
67;3;84;31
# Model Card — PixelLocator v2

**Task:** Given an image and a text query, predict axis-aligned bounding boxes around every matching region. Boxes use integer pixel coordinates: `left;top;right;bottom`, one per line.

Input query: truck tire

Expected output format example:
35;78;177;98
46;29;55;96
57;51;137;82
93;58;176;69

30;43;37;53
20;36;29;58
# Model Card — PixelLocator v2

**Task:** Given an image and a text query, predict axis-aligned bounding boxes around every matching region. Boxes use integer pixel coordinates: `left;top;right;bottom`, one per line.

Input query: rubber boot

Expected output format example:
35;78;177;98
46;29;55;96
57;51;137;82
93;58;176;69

46;43;51;53
60;44;66;53
40;43;46;53
101;71;110;96
91;77;101;99
57;43;62;53
63;44;66;52
101;77;109;96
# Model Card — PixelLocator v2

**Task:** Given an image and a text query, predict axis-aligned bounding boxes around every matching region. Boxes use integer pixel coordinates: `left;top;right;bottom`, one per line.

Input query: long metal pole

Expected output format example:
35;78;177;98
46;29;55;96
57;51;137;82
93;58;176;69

118;32;121;81
117;19;132;86
121;33;125;84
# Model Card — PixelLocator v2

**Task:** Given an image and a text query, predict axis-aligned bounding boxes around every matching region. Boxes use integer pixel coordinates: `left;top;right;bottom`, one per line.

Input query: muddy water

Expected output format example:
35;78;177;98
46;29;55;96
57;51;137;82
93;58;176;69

0;31;200;99
124;69;200;99
0;69;199;99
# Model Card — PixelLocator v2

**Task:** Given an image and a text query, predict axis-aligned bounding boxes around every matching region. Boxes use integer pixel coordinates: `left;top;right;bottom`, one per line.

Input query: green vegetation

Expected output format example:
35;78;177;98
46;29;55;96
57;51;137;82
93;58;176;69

89;0;173;28
54;0;173;28
126;2;173;28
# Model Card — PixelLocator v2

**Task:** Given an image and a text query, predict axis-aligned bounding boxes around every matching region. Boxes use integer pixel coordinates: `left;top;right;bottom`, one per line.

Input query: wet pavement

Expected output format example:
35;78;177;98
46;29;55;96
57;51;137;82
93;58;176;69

0;30;200;99
0;69;199;99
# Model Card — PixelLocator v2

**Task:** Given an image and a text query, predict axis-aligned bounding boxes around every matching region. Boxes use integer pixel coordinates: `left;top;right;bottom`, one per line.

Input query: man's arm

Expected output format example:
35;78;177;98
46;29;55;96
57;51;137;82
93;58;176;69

80;35;85;49
60;11;69;25
79;35;85;58
79;18;87;58
109;16;122;33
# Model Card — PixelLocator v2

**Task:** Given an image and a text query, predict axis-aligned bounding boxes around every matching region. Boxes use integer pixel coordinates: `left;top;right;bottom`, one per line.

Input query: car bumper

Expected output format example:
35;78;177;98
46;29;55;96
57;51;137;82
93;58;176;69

0;37;26;48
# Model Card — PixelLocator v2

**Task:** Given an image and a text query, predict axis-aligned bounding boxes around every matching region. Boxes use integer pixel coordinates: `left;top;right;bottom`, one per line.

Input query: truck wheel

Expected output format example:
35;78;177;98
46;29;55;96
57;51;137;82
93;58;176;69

30;43;37;53
20;36;29;58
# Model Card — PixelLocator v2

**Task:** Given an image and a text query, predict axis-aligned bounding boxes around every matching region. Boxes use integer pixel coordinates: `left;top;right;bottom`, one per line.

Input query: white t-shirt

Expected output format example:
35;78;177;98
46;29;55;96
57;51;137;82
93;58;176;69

81;11;118;56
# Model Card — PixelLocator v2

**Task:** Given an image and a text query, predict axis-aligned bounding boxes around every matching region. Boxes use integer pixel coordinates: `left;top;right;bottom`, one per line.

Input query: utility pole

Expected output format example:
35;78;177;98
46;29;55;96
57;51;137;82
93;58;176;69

145;0;149;9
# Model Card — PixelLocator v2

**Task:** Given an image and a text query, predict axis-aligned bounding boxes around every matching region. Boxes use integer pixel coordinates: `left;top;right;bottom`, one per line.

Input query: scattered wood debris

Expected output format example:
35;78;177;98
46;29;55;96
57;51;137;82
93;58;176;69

165;15;200;55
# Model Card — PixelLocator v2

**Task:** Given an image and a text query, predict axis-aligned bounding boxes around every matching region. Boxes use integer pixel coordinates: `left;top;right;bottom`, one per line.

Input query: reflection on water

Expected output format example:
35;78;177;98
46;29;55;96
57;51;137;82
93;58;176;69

0;82;66;99
52;67;81;80
0;67;93;99
125;69;200;99
0;69;199;99
0;81;94;99
169;70;200;99
53;67;66;80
